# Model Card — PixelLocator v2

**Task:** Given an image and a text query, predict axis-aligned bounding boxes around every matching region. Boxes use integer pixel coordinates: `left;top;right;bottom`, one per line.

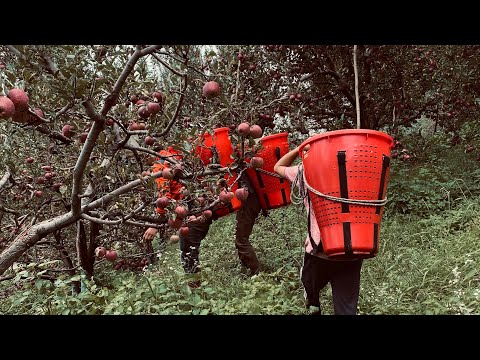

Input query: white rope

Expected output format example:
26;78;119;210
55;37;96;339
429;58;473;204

290;165;308;205
302;170;388;207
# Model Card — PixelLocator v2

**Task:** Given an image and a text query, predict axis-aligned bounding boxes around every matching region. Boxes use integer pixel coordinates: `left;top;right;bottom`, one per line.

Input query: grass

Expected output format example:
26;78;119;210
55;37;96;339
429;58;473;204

1;197;480;315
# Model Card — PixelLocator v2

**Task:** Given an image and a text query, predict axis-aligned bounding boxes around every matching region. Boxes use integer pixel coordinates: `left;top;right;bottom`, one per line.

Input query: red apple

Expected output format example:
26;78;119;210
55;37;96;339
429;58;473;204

249;124;263;138
138;106;150;118
106;118;114;126
235;188;249;201
136;99;145;106
95;246;107;258
250;157;264;168
62;124;74;138
130;95;138;103
34;190;43;197
144;136;155;146
237;122;250;136
36;177;46;184
202;81;221;99
147;102;161;115
179;226;190;237
52;183;63;191
203;209;212;218
175;206;188;218
0;96;15;119
219;190;234;203
129;122;140;131
152;91;164;103
7;88;29;111
26;157;34;164
105;250;118;262
155;196;170;209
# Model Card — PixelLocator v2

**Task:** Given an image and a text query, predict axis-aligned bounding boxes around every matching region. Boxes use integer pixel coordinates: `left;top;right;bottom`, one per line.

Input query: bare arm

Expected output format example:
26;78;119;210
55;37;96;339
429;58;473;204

274;144;311;178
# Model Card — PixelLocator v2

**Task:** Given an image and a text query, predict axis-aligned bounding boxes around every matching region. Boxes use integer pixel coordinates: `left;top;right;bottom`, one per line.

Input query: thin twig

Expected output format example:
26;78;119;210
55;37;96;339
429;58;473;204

0;205;19;215
55;102;74;118
27;108;50;124
234;57;241;103
151;53;185;76
151;64;188;138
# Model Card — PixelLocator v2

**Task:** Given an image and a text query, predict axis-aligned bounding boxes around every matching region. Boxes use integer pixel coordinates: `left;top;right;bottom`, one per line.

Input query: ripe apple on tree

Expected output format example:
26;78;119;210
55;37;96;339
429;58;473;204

202;81;220;99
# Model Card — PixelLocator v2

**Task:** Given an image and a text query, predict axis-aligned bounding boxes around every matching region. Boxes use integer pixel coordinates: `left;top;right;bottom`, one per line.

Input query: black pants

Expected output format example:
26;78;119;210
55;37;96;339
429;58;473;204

180;191;261;274
300;252;363;315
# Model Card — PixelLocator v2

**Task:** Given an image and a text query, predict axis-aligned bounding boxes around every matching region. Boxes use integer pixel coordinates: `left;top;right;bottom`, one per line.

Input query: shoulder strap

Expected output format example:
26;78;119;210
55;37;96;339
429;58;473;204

306;191;323;254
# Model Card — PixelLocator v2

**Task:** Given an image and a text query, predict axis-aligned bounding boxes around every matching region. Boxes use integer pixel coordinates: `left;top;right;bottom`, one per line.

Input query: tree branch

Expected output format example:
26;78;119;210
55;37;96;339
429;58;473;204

71;101;105;216
151;67;188;138
27;108;50;124
0;211;78;275
55;102;74;118
5;45;24;59
40;52;59;76
81;213;165;229
151;53;185;76
101;45;162;117
34;125;73;144
83;171;163;212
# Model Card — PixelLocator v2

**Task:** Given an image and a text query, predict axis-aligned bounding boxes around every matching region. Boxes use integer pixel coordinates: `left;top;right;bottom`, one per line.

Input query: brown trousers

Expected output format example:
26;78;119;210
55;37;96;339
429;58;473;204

180;190;261;274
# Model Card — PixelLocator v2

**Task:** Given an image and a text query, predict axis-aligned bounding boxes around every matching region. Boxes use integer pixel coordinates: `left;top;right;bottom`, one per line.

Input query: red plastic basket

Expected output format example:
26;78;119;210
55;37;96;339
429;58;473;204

299;129;394;259
245;133;291;210
196;127;242;217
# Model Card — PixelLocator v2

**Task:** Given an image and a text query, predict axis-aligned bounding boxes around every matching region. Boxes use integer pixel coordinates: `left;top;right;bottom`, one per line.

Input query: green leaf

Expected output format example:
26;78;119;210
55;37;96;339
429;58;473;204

464;269;477;281
59;185;68;195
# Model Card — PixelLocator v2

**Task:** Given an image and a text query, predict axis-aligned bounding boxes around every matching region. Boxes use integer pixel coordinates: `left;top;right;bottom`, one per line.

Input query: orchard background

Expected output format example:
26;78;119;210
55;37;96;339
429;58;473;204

1;45;480;314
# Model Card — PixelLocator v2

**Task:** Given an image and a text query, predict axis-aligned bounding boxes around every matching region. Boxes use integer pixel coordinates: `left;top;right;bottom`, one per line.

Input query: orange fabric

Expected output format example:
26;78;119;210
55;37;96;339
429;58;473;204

153;147;183;214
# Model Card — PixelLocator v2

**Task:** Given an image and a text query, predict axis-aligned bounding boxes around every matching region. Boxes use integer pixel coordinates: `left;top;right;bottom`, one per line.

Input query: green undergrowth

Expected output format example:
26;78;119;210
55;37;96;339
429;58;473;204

1;197;480;315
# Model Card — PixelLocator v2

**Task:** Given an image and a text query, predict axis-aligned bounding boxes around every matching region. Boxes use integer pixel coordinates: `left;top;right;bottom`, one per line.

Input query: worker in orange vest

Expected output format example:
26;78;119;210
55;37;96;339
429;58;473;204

143;146;262;285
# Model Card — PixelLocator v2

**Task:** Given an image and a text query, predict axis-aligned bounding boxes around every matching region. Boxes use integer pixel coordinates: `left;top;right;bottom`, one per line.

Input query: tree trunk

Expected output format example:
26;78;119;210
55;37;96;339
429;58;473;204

88;222;101;271
0;212;77;275
76;220;93;278
53;230;80;294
